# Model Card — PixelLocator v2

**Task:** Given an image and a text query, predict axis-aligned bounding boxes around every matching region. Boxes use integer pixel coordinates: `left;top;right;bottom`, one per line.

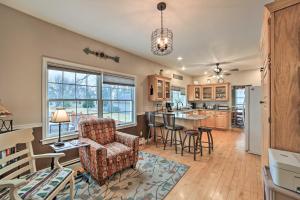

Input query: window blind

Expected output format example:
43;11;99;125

171;86;186;95
103;73;135;86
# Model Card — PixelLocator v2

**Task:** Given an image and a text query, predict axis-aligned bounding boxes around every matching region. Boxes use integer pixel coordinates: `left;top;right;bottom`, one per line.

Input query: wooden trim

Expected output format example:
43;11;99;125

266;0;300;12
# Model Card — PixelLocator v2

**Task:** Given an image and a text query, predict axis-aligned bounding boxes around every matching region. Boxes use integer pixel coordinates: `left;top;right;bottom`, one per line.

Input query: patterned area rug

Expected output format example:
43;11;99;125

57;151;189;200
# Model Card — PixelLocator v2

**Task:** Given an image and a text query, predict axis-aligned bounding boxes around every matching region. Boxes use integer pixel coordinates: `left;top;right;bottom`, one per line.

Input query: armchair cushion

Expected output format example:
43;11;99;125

0;167;72;200
115;131;139;152
78;118;116;145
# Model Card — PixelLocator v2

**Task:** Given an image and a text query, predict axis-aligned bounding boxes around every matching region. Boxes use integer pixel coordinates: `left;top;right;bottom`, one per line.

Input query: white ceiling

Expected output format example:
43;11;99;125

0;0;272;76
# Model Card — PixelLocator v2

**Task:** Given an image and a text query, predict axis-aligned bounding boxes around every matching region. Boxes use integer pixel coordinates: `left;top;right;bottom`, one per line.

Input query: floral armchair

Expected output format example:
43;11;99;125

78;118;139;185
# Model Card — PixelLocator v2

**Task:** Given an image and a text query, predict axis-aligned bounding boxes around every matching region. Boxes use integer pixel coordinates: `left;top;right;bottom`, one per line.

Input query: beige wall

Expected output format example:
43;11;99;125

0;4;192;125
192;69;261;86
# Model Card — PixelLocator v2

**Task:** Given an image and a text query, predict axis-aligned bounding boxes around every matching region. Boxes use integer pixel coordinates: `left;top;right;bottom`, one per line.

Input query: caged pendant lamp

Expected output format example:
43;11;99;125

151;2;173;56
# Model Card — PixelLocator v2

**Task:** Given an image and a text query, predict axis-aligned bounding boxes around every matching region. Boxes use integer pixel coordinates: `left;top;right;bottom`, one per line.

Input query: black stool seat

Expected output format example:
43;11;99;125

166;125;184;131
198;127;212;132
181;129;202;160
149;122;164;128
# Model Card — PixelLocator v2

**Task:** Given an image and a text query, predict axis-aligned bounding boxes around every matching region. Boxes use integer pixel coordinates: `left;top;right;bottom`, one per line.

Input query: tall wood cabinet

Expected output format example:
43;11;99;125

148;75;171;101
260;0;300;166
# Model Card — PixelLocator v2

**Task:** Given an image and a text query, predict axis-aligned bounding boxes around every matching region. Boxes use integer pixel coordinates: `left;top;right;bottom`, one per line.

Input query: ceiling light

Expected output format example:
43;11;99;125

151;2;173;56
177;57;183;61
204;71;208;75
181;66;186;71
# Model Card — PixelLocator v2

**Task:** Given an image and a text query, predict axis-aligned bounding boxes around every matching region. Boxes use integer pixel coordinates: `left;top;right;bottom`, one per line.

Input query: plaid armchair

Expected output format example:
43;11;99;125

78;118;139;185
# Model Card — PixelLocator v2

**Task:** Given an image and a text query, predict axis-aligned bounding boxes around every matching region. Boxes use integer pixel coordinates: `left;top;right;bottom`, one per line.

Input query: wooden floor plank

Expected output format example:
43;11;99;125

143;129;262;200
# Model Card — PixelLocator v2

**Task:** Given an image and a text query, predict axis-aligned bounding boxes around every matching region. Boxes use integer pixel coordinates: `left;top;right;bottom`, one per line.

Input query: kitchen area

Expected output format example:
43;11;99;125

147;73;262;155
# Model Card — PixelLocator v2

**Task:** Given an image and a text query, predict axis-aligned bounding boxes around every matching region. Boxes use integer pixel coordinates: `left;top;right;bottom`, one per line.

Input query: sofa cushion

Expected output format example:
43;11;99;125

0;167;73;200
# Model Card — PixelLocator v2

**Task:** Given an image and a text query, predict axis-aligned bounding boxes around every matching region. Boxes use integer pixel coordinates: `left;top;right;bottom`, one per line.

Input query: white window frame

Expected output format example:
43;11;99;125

42;57;136;144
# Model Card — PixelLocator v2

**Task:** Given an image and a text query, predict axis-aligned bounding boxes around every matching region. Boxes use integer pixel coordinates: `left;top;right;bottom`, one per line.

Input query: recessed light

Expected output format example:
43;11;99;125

177;57;183;61
181;66;186;70
204;71;208;75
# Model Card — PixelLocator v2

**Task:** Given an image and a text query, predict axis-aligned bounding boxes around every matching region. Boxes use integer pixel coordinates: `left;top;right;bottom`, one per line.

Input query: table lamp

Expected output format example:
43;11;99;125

51;108;70;147
0;102;12;117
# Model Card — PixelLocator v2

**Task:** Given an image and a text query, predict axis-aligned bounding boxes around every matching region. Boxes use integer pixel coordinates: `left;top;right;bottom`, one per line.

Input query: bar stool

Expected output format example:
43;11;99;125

181;129;202;160
146;112;165;146
198;127;214;154
163;113;184;154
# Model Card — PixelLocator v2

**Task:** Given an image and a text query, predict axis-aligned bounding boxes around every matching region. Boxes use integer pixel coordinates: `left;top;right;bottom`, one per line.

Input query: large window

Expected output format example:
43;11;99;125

102;73;135;126
47;67;100;137
44;59;136;140
171;87;187;108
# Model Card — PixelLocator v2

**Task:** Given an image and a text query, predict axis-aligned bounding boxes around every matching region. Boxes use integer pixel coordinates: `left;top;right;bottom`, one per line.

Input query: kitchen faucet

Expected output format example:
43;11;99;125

176;101;184;110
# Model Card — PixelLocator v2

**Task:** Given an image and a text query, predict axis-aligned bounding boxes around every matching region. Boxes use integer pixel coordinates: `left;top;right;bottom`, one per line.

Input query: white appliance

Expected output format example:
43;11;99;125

269;148;300;193
244;86;262;155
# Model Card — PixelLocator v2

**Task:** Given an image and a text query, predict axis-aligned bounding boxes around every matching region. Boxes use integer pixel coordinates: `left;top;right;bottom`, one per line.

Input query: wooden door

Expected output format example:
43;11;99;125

215;84;229;101
164;80;171;100
194;86;201;100
271;3;300;153
156;78;164;100
202;86;214;101
187;85;195;101
262;64;270;166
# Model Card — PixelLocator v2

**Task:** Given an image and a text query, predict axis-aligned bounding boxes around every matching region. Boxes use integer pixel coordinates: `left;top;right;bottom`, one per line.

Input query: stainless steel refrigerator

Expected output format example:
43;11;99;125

244;86;262;155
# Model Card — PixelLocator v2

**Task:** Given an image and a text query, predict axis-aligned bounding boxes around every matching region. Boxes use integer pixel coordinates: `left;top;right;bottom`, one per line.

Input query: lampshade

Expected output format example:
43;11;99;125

0;102;11;116
51;108;70;123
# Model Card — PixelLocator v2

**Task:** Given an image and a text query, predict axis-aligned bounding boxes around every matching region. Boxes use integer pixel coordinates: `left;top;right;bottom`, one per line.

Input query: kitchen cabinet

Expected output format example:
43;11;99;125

148;75;171;101
214;83;230;101
187;85;201;101
187;83;230;102
215;111;230;129
260;1;300;167
202;85;214;101
196;110;230;129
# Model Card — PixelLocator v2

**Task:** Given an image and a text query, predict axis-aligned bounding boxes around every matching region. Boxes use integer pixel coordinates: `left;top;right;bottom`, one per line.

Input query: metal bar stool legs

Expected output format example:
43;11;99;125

198;127;213;154
181;130;202;161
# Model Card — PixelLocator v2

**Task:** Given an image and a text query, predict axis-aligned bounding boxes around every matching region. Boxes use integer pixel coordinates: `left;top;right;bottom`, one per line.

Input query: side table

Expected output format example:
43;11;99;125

49;140;90;169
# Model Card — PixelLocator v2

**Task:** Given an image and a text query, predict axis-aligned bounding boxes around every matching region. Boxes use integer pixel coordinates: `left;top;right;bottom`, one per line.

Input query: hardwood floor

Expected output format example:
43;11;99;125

143;129;263;200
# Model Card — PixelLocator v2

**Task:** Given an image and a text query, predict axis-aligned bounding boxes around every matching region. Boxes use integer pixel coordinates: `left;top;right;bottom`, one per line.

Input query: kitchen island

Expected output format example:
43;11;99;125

156;108;231;130
155;111;208;130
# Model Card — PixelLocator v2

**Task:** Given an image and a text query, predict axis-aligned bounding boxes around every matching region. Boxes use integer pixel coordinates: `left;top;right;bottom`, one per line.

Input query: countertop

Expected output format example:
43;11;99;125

155;111;208;121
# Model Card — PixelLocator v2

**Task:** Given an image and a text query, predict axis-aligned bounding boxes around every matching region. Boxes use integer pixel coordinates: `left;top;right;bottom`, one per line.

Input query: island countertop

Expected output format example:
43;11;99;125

155;111;208;121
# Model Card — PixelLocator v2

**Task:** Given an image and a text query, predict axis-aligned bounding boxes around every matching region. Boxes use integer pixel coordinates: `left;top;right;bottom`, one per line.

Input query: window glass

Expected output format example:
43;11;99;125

46;67;135;139
102;84;134;125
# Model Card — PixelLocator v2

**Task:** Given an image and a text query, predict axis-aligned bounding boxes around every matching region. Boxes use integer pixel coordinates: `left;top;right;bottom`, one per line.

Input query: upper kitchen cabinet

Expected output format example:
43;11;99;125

215;83;230;101
201;85;214;101
148;75;171;101
187;85;201;101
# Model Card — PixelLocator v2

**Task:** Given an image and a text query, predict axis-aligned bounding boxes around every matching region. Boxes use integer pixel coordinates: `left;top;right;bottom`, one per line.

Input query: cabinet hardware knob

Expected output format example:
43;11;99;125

259;101;265;104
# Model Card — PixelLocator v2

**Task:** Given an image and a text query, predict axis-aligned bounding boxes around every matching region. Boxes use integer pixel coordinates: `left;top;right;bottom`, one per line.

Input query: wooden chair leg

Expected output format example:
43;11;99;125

178;130;183;148
70;175;75;200
154;127;158;147
160;127;165;144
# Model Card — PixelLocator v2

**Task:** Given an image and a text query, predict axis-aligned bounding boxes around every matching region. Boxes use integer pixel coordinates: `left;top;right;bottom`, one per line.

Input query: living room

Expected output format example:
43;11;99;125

0;1;299;200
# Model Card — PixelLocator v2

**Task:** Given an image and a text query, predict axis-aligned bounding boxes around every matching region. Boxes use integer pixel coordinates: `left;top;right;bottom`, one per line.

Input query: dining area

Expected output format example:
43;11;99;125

145;111;214;161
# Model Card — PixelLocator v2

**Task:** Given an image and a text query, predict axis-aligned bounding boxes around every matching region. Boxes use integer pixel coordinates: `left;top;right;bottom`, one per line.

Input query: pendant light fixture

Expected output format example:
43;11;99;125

151;2;173;56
